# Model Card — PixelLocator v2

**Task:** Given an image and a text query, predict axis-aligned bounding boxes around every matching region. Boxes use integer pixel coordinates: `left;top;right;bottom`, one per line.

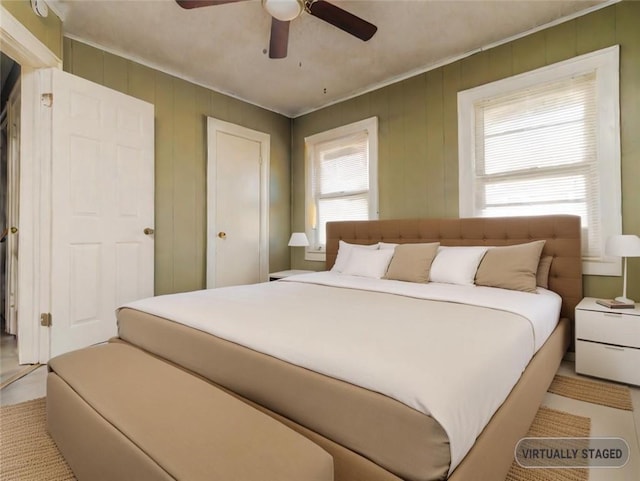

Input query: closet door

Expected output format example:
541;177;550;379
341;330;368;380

206;118;269;288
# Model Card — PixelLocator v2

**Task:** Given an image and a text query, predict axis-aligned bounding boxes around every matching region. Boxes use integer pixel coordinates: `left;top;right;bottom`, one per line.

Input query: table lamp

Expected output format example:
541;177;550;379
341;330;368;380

605;234;640;304
288;232;309;248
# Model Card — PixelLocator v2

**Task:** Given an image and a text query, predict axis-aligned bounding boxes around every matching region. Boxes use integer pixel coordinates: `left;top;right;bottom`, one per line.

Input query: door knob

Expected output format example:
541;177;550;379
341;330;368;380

218;232;226;239
144;227;154;235
10;227;18;234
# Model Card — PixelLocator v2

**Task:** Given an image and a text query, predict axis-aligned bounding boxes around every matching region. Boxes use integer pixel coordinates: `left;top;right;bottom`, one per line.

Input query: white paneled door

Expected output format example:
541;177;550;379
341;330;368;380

47;69;154;358
207;118;269;288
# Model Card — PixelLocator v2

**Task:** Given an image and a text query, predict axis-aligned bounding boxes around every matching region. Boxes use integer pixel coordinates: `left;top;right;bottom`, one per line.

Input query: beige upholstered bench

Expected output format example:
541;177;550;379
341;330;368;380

47;343;333;481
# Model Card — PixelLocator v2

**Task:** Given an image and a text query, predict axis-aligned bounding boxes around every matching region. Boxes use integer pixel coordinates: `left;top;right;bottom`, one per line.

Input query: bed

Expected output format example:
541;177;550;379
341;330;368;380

115;215;582;481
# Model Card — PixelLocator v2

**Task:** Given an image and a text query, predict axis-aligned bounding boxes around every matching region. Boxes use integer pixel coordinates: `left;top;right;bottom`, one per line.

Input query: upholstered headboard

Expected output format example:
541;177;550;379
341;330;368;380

325;215;583;321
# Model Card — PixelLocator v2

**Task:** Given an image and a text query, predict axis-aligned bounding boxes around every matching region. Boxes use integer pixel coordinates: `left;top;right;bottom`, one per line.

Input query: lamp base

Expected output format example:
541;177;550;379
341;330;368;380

614;296;636;305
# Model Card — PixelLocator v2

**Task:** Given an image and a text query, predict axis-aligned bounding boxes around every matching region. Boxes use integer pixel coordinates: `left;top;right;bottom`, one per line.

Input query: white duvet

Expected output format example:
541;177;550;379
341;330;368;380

122;271;561;474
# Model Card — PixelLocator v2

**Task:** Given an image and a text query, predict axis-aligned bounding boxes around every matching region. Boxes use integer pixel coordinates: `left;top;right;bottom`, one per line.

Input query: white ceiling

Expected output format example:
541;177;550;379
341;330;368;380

49;0;609;117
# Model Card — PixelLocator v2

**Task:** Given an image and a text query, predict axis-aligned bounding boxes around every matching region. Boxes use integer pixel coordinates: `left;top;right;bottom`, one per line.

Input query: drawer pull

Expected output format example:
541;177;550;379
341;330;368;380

604;345;625;351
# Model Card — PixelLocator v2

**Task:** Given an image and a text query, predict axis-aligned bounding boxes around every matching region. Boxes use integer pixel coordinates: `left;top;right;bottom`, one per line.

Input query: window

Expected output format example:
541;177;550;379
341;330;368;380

304;117;378;261
458;46;621;275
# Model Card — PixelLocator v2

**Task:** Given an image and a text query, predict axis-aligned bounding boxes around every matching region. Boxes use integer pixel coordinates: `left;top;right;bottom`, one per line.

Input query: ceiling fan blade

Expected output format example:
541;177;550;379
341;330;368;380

269;18;290;59
176;0;247;9
307;0;377;41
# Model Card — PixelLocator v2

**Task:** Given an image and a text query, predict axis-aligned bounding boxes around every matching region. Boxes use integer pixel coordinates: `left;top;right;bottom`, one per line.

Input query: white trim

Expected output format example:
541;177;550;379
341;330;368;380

5;80;21;337
304;117;378;262
0;7;62;69
458;46;621;276
18;69;45;365
35;68;53;363
206;118;270;286
1;6;60;364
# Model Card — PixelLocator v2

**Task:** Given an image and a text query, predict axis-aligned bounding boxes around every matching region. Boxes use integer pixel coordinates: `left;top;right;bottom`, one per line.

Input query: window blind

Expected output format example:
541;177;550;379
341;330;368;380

473;73;600;257
312;131;370;246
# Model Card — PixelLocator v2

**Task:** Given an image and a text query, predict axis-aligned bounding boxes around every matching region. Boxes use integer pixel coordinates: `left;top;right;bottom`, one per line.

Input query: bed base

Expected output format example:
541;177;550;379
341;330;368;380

236;318;570;481
111;316;569;481
252;317;569;481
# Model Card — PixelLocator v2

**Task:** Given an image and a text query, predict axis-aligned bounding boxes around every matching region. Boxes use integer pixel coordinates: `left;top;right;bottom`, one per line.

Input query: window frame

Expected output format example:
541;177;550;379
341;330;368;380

304;116;379;262
458;45;621;276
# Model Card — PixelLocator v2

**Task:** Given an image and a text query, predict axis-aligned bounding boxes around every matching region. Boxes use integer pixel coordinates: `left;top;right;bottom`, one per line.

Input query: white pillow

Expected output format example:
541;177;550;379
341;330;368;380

429;246;489;285
331;240;379;273
378;242;399;250
342;248;395;279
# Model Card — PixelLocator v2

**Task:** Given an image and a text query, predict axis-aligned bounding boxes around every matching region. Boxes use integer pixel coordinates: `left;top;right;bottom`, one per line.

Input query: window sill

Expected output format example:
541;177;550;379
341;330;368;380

304;250;326;262
583;258;621;276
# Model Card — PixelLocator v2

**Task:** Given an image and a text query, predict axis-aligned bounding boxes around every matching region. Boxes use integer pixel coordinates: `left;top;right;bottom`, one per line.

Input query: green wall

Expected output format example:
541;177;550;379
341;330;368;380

291;1;640;302
6;0;640;300
4;0;291;296
63;39;292;295
1;0;63;59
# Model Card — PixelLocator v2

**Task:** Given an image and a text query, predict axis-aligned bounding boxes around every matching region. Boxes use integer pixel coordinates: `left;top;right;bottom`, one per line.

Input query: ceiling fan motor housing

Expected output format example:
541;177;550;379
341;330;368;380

262;0;304;21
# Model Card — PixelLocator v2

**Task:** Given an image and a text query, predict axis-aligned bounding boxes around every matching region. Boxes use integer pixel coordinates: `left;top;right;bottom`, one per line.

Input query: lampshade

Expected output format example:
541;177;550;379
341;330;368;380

605;235;640;257
262;0;304;21
288;232;309;247
605;234;640;304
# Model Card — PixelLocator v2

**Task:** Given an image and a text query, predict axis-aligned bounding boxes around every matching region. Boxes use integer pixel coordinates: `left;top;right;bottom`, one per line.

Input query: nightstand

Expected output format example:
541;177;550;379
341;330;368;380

575;297;640;386
268;270;314;281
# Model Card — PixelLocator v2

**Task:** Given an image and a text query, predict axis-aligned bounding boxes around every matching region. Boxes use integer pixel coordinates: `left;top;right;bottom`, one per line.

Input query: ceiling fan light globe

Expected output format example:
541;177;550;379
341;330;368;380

262;0;303;21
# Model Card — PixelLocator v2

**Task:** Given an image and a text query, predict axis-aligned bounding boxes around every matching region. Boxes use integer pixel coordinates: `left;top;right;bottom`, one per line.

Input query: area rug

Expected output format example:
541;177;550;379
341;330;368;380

548;374;634;411
0;398;75;481
505;406;591;481
0;398;595;481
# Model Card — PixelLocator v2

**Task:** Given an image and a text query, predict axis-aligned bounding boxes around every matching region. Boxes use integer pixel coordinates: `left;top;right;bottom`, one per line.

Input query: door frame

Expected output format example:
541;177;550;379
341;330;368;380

5;80;21;336
206;117;270;288
1;7;62;363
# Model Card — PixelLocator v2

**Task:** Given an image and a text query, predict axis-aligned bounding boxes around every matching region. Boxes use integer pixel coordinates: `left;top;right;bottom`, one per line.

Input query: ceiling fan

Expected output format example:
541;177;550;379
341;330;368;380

176;0;377;59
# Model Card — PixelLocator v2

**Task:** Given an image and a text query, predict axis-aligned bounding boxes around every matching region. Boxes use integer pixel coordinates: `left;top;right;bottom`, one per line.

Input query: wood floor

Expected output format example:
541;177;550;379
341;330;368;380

0;331;20;385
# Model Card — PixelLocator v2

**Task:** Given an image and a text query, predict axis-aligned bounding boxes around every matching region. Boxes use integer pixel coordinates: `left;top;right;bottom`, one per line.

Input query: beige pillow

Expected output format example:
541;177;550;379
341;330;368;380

475;240;546;293
385;243;440;283
536;255;553;289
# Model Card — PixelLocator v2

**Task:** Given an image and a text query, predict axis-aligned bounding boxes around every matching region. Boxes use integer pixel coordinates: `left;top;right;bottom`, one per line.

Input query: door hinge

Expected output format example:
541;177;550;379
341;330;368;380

40;312;52;327
41;92;53;107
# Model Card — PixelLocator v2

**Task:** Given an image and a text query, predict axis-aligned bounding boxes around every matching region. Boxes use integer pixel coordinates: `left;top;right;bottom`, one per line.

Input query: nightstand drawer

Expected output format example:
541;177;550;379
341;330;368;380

575;309;640;348
575;340;640;385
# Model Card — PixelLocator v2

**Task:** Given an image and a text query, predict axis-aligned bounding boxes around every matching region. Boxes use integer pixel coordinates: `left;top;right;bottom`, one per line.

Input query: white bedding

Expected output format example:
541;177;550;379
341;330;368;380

121;272;561;474
287;271;561;352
